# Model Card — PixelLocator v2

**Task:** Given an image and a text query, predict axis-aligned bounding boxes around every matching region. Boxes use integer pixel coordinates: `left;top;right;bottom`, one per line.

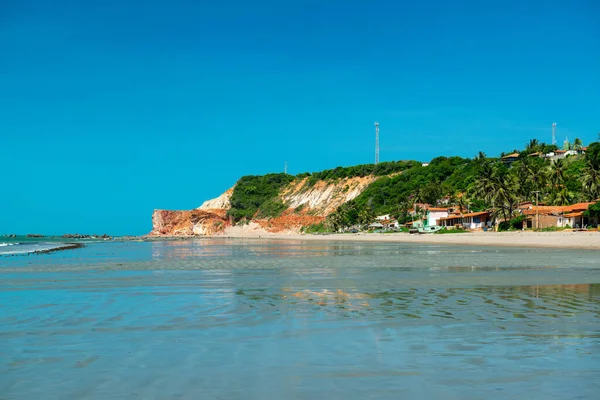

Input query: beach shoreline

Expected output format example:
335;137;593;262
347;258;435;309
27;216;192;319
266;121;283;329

147;230;600;250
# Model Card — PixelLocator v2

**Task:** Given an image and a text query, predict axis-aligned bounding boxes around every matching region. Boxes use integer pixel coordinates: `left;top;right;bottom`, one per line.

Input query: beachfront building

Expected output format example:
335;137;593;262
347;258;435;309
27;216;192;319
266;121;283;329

426;207;449;226
438;211;492;230
521;202;597;229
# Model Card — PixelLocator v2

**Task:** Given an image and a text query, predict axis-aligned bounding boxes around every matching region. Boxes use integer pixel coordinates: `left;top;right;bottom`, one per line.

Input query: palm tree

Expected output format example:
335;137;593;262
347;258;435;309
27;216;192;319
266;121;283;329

573;138;583;152
548;159;566;188
525;139;540;154
546;187;572;206
492;169;519;223
583;166;600;200
470;161;496;204
475;151;487;161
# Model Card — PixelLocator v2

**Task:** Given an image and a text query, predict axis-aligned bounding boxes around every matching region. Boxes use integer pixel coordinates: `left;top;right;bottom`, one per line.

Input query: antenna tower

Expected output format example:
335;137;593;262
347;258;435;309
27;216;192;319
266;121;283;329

374;122;379;164
284;161;288;174
552;122;557;145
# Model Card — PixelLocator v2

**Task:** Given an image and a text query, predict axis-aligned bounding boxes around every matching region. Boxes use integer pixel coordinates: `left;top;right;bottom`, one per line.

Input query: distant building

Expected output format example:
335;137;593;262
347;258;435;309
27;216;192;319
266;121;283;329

545;149;578;161
501;153;520;165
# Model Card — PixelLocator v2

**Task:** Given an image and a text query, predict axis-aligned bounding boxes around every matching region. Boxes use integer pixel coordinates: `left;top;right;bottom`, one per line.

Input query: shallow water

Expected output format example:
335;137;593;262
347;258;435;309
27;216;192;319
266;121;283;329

1;239;599;399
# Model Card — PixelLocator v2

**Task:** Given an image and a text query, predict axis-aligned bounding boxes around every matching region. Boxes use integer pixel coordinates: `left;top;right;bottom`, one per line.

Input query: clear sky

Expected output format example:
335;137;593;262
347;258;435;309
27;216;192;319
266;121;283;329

1;0;599;235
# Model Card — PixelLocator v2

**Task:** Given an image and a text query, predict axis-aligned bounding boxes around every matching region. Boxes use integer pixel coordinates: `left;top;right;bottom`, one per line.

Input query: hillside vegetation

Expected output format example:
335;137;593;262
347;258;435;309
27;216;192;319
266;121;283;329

226;139;600;228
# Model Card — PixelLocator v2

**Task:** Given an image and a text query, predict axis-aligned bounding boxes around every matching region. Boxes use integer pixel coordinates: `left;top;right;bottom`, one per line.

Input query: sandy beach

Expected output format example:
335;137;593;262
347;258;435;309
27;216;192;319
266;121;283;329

214;226;600;250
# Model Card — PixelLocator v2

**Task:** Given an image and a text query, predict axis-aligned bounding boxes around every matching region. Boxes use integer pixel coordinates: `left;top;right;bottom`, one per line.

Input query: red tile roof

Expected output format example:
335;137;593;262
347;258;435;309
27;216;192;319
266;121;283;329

521;202;594;216
564;212;583;218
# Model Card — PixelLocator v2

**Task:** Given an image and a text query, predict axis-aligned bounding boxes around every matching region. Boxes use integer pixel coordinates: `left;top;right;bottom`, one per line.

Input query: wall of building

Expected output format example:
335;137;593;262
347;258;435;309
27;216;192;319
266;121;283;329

427;211;448;226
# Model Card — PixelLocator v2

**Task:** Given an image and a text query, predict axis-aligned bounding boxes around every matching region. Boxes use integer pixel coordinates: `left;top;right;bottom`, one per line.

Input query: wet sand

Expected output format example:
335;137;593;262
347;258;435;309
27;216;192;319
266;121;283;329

216;229;600;250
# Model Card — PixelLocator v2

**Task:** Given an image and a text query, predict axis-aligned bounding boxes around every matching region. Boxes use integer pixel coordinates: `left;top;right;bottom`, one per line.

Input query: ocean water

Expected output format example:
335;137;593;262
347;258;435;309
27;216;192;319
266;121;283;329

1;239;599;399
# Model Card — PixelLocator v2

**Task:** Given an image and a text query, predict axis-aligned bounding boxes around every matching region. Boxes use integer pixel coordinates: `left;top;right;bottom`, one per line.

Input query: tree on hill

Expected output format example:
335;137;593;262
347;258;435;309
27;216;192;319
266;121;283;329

583;142;600;200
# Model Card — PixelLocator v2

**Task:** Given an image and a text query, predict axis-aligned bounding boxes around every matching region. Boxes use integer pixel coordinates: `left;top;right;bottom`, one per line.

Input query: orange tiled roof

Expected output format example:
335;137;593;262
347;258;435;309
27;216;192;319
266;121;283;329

563;202;595;212
428;207;449;212
522;206;566;215
521;202;594;216
564;212;583;218
462;211;490;217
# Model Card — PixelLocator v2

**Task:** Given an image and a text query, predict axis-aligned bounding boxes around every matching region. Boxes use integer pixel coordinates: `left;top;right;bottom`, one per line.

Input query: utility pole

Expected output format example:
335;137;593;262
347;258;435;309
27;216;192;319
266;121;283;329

533;191;540;229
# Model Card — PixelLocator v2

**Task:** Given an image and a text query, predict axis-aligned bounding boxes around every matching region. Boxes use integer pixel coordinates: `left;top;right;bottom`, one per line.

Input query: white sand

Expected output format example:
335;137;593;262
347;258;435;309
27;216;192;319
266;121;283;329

217;229;600;250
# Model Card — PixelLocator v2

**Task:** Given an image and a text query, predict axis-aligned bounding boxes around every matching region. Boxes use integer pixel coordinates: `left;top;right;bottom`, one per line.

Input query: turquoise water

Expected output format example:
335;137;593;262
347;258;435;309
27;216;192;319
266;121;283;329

1;239;599;399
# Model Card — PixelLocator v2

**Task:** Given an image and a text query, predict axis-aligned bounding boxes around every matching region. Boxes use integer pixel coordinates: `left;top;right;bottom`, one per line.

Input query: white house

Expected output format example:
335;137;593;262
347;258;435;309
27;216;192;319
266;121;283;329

426;208;449;227
375;214;391;221
545;149;578;161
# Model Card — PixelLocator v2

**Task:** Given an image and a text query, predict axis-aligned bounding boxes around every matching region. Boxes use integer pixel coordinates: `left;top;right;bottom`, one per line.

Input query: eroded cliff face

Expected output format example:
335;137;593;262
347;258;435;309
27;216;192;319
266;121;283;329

150;176;380;236
280;176;378;215
197;187;233;210
150;209;229;236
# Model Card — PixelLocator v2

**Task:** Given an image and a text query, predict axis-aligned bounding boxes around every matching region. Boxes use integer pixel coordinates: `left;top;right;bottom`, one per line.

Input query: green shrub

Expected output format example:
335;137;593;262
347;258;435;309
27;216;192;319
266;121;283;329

434;228;469;234
227;173;295;222
498;215;527;231
303;223;330;234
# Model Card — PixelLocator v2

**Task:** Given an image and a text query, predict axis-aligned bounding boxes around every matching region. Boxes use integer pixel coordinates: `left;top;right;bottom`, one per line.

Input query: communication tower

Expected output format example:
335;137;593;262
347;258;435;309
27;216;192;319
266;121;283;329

375;122;380;164
552;122;557;145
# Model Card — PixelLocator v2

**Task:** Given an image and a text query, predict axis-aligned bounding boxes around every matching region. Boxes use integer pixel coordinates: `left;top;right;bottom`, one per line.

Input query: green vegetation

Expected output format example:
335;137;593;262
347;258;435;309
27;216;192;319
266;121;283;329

302;223;331;234
327;140;600;231
498;215;527;231
227;173;295;221
227;140;600;229
305;160;420;187
537;226;570;232
434;228;469;234
327;156;481;229
584;200;600;219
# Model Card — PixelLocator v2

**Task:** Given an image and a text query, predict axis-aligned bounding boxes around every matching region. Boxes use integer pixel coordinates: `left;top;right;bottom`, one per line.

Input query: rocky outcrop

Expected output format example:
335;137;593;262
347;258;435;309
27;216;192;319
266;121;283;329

150;209;229;236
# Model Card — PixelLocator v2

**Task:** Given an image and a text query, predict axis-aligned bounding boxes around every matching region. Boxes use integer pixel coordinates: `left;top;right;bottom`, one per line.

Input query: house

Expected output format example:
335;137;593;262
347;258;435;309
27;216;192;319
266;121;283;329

522;202;597;229
545;149;578;162
426;207;449;226
375;214;392;221
368;222;384;230
501;153;520;165
438;211;492;230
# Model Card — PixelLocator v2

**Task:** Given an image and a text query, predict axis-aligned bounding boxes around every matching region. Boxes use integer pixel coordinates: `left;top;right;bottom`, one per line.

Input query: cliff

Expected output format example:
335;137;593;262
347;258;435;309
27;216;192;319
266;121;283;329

149;175;378;236
151;209;229;236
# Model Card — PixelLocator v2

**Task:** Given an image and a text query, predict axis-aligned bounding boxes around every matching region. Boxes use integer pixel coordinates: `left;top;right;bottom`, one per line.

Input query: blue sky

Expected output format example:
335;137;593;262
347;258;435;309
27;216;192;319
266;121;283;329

1;0;599;235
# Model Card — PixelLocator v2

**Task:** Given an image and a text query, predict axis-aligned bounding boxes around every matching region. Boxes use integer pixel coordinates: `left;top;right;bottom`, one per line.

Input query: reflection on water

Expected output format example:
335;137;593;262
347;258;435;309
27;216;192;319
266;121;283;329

0;240;599;399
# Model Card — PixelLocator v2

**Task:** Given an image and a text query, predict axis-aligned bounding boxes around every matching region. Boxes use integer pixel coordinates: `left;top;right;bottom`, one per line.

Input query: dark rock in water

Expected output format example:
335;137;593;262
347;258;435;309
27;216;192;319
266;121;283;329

3;234;17;238
26;234;44;238
62;233;113;239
